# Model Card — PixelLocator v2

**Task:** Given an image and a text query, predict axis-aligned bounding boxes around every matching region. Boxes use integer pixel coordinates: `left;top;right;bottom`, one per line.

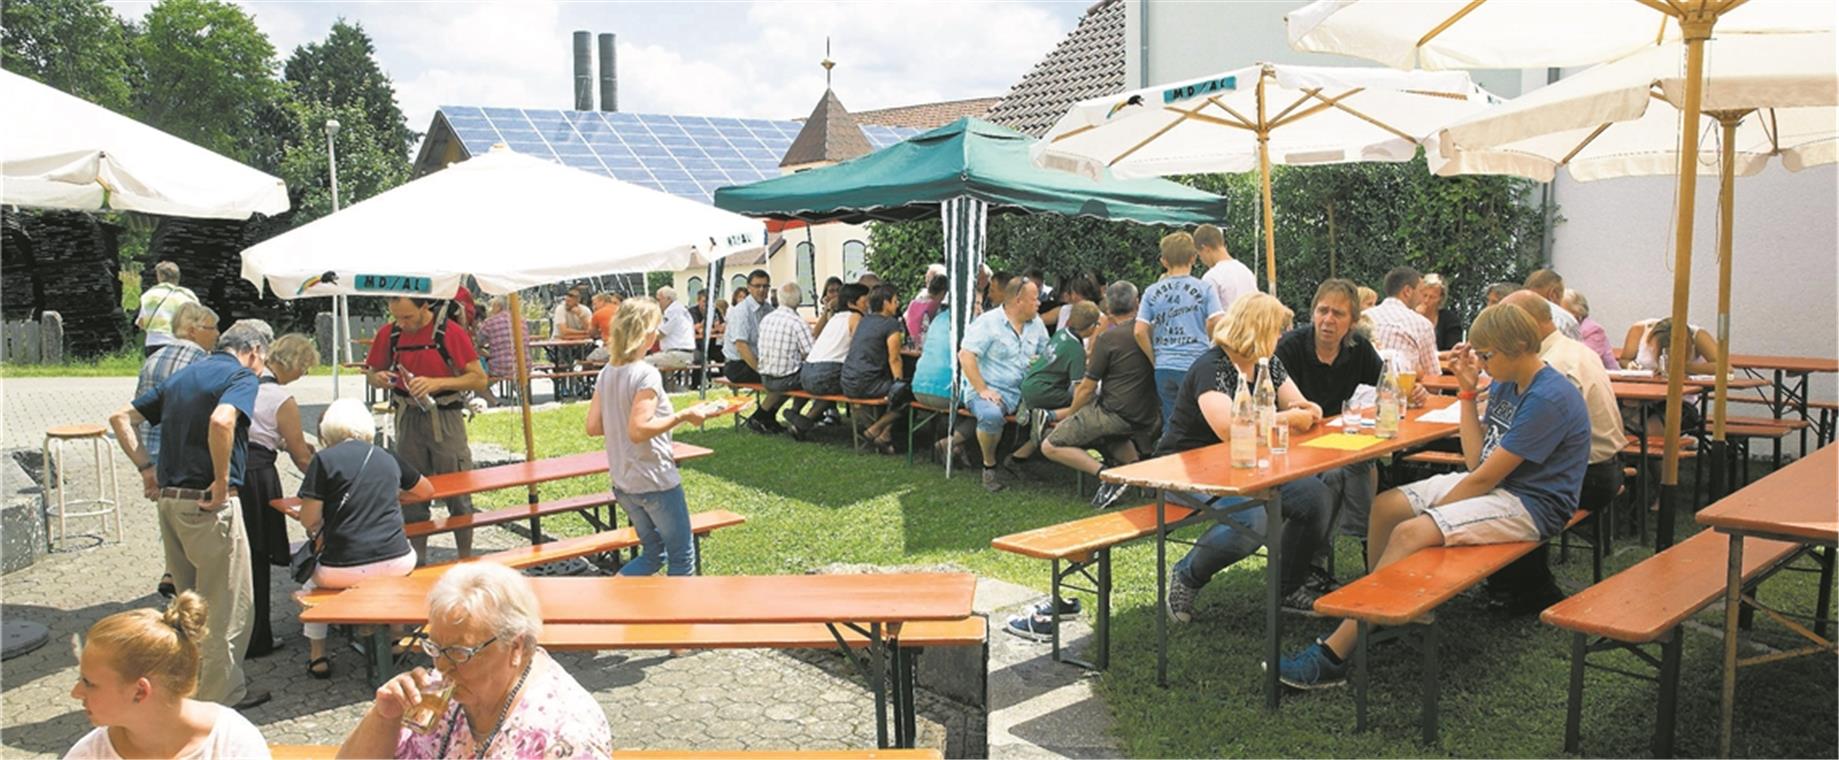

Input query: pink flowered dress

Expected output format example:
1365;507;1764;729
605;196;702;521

395;650;611;759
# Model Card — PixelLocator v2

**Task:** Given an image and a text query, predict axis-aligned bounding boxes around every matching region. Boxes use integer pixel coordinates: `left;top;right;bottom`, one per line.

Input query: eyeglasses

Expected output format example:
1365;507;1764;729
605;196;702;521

415;633;500;666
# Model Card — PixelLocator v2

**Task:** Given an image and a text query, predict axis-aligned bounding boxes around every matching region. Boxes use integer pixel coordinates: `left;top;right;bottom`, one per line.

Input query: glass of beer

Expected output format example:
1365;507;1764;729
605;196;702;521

1397;370;1419;407
403;670;455;734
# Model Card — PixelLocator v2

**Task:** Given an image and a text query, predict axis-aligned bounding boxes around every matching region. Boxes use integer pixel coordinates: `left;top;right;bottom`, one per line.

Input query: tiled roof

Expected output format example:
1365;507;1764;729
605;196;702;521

780;89;875;168
984;0;1127;138
851;97;1002;130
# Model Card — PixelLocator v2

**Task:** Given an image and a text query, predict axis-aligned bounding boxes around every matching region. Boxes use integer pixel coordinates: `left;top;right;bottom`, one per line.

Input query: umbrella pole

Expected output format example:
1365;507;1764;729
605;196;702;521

1257;70;1277;295
330;297;341;400
1657;14;1716;556
1709;112;1742;500
507;291;539;507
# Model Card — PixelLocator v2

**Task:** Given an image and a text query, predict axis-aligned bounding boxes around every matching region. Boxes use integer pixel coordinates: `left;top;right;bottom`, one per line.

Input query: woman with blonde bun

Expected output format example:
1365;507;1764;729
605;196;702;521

66;592;271;759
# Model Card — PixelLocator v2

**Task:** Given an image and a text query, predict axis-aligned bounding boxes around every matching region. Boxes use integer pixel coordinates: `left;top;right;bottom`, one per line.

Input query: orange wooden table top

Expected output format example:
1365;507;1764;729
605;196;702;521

1697;443;1838;544
271;445;712;511
1418;374;1734;403
299;573;978;626
1100;396;1459;496
1727;354;1839;374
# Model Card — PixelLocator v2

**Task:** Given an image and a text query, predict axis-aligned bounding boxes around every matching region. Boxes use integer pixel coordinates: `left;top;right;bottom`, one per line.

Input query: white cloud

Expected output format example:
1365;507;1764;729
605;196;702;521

109;1;1082;136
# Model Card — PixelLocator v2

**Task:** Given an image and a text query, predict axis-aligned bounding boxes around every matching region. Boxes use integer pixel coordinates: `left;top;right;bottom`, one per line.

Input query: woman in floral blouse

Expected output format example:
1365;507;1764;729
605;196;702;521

337;563;612;759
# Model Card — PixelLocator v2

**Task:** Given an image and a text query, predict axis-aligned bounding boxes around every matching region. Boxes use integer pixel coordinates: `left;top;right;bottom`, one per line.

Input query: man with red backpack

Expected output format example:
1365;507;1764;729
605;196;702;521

364;296;488;563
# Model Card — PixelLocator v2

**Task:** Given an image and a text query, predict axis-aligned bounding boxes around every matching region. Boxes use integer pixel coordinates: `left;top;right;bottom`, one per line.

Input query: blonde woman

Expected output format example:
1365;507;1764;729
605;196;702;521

240;333;319;658
586;298;725;576
1154;294;1333;625
66;592;271;759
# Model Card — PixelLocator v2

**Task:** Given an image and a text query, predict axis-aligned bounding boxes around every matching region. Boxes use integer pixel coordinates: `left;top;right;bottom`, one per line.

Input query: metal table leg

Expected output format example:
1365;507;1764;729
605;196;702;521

1155;490;1168;688
1717;533;1745;757
1263;487;1286;711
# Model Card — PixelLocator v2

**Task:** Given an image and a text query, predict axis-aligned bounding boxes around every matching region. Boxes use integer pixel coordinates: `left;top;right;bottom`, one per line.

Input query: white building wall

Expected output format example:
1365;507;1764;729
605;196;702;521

1550;163;1839;439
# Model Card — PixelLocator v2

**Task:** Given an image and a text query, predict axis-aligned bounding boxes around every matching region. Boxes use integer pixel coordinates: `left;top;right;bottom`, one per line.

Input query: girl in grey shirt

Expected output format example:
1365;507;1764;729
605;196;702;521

586;297;725;576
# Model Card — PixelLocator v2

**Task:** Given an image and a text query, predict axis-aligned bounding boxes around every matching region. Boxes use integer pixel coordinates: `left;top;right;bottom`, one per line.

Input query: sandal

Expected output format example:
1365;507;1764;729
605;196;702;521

306;657;331;680
157;574;176;599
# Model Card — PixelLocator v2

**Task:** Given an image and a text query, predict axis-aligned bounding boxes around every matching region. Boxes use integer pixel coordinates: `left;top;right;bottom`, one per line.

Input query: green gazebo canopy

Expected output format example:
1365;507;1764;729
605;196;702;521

712;117;1227;224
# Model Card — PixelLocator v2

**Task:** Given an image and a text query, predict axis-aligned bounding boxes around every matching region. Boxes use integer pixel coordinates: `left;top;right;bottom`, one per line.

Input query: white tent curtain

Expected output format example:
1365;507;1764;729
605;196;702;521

942;196;989;479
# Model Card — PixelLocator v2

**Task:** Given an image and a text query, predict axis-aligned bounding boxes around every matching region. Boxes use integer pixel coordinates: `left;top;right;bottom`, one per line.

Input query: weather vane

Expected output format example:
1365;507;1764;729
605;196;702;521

821;37;835;88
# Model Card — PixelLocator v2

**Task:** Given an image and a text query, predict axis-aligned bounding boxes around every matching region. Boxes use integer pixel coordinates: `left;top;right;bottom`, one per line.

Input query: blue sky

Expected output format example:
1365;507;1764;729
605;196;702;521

108;1;1090;133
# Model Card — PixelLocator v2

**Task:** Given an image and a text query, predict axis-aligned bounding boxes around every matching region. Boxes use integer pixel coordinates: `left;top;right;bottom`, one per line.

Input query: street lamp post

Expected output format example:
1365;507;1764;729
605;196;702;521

326;119;345;399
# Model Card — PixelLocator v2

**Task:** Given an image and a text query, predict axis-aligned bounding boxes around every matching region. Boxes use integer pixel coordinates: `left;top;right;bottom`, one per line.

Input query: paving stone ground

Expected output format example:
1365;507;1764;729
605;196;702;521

1;374;1118;758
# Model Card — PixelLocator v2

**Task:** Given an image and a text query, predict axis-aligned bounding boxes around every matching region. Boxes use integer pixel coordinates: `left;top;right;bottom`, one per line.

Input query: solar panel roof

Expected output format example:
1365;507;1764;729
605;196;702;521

438;106;923;205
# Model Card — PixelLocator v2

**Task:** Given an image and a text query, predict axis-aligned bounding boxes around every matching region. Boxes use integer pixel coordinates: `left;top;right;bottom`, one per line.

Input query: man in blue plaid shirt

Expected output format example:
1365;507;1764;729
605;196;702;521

130;301;218;600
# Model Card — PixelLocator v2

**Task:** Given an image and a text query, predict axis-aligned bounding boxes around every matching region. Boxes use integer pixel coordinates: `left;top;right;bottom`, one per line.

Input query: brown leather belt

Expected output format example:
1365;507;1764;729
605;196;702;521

158;487;237;501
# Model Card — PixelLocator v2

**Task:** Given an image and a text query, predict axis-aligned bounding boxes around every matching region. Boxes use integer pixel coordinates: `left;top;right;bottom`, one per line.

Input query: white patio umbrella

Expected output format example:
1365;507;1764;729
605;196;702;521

1;70;289;219
1032;62;1495;292
1427;30;1837;512
1284;0;1836;574
241;145;765;461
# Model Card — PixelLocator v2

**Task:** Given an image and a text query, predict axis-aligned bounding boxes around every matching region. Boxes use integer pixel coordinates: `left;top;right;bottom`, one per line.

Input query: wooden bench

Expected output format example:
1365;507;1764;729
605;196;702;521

298;510;749;607
1722;422;1796;481
991;502;1203;669
271;746;943;759
1541;529;1800;757
1311;509;1589;745
715;378;891;449
904;401;1023;469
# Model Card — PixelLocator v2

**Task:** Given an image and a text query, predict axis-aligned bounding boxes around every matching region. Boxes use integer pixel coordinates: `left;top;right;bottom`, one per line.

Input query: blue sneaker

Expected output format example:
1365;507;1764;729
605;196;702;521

1003;612;1055;642
1276;640;1348;690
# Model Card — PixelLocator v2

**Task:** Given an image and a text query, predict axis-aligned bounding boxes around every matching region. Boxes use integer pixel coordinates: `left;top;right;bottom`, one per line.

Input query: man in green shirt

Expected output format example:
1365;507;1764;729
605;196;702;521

136;261;199;357
1010;301;1102;469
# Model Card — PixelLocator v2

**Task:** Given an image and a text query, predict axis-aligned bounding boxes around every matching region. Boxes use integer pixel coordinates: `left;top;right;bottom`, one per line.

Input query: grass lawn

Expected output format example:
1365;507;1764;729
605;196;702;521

469;394;1837;758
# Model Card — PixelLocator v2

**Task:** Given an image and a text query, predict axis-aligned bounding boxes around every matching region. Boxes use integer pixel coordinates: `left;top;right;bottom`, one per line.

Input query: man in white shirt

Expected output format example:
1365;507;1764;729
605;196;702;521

1364;266;1443;378
1195;224;1256;312
550;287;594;340
649;286;696;372
1525;269;1583;341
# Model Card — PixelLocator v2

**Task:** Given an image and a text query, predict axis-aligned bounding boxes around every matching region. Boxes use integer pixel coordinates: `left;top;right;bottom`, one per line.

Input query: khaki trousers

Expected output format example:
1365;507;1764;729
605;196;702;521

157;494;252;705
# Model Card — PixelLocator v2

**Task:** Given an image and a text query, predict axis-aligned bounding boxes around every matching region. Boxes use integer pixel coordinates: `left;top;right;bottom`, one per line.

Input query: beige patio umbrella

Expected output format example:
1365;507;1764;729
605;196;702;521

1032;62;1495;293
1427;30;1837;499
1286;0;1836;566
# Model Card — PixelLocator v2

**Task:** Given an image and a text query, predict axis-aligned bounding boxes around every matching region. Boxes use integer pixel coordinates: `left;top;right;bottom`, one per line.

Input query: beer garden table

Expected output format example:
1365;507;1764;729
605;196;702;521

1098;396;1460;707
1695;443;1837;756
300;572;978;749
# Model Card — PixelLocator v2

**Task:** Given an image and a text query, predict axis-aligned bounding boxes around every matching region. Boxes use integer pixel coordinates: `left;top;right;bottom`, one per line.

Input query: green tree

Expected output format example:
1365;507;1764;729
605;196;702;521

282;19;417;157
276;98;408;225
134;0;285;169
1;0;136;112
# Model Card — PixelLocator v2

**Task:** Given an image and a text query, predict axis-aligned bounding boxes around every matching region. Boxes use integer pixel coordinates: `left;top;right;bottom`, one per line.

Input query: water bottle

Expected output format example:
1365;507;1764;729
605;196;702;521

1231;378;1257;469
1376;355;1401;439
1254;357;1277;446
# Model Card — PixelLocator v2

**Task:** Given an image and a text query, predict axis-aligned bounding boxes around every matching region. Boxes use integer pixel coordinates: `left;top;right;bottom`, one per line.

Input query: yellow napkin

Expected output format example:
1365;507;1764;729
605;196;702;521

1300;433;1384;451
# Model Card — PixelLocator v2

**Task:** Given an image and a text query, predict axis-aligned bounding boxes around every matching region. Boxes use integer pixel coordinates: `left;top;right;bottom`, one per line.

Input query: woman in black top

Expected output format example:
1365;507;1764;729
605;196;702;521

1417;274;1464;352
841;286;913;454
295;399;434;679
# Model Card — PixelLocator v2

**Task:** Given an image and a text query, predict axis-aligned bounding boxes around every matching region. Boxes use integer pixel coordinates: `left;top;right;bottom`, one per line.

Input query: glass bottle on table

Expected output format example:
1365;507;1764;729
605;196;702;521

1376;354;1401;439
1254;357;1277;445
1230;376;1257;469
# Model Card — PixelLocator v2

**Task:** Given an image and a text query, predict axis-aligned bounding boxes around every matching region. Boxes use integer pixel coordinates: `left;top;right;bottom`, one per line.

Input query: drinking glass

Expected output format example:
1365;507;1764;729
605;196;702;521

1397;370;1419;406
1269;423;1289;455
403;670;455;735
1340;404;1363;432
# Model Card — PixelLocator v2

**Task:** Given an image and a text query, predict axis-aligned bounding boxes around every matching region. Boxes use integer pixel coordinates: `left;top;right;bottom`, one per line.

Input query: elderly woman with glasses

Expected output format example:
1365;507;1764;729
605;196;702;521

338;563;613;759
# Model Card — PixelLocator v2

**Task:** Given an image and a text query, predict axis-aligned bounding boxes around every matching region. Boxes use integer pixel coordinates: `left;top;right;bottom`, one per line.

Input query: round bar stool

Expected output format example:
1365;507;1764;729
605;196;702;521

41;424;121;550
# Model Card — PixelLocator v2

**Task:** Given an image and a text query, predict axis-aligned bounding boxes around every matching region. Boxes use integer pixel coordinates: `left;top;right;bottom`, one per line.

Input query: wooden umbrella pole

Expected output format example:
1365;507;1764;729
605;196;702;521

1657;12;1716;553
1257;67;1278;294
507;291;539;507
1709;112;1743;499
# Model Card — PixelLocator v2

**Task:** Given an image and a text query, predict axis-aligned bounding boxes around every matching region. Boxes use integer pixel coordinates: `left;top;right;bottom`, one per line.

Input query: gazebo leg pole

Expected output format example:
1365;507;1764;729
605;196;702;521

1257;68;1277;295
